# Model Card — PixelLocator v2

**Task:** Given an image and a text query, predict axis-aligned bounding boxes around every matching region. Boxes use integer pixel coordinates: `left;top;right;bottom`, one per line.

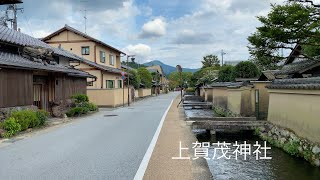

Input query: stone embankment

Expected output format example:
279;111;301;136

256;123;320;167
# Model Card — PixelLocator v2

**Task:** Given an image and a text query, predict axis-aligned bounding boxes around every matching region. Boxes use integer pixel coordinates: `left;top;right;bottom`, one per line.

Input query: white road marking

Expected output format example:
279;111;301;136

133;99;174;180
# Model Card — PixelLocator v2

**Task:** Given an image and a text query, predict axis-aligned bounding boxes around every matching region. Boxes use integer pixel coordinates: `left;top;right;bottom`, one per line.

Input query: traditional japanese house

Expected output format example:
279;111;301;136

42;25;135;107
0;26;95;116
274;44;320;78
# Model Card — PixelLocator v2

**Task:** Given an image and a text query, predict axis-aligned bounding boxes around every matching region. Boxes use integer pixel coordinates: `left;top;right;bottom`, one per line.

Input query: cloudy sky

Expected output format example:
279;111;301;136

0;0;291;68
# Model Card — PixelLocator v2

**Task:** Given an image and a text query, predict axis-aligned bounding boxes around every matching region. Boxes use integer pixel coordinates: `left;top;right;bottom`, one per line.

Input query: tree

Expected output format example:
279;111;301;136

122;61;146;69
125;70;141;89
248;2;320;70
191;66;219;86
168;72;193;89
137;67;152;88
218;65;235;82
233;61;260;79
151;72;161;84
289;0;320;7
201;54;220;68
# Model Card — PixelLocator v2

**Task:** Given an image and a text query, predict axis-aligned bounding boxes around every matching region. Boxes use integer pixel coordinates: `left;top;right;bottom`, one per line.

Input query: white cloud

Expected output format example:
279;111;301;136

173;29;214;44
151;0;289;68
18;0;290;69
124;44;151;59
201;0;232;12
139;17;167;38
18;0;140;52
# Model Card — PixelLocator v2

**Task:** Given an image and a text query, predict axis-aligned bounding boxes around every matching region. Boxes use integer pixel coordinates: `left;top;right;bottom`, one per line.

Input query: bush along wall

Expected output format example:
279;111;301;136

66;94;98;117
0;109;49;138
212;106;238;117
255;123;320;167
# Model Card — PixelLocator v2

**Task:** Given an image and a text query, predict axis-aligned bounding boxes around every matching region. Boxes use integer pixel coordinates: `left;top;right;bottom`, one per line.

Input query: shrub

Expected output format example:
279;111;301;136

66;107;89;117
0;121;4;129
36;110;49;126
137;68;153;88
283;141;300;156
68;94;98;117
11;110;37;130
71;94;89;103
3;117;21;138
218;65;235;82
86;103;98;111
185;87;195;93
212;106;237;117
233;61;260;79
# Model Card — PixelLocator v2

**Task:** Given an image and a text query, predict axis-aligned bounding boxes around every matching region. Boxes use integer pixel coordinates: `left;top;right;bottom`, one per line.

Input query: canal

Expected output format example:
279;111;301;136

195;130;320;180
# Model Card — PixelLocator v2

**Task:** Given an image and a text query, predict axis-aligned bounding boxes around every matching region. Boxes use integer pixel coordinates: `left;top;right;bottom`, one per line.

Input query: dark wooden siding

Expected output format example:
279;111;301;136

54;76;86;101
0;68;33;107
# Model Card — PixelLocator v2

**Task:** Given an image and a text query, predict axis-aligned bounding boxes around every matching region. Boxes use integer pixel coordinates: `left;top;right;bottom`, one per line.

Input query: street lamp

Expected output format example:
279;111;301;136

127;55;135;106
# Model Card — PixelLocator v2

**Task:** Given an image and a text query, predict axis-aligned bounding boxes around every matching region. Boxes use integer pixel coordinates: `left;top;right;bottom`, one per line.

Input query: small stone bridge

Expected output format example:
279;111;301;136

183;95;267;132
189;117;267;131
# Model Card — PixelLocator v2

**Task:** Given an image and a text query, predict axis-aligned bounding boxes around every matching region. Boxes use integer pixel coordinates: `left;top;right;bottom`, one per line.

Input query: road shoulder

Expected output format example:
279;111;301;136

143;95;213;180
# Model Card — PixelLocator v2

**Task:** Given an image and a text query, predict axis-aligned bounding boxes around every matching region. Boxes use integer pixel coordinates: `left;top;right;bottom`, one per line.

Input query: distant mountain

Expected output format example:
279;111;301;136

143;60;199;76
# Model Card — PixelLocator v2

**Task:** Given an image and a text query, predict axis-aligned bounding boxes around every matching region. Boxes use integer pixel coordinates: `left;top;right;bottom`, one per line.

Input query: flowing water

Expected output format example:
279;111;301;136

195;130;320;180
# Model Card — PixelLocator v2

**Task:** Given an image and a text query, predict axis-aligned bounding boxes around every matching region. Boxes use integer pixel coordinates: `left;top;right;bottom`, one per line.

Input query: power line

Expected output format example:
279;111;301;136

22;12;34;36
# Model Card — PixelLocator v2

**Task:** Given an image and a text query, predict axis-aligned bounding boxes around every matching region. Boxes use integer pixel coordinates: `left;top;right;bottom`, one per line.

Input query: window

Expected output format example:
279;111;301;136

109;54;114;66
100;51;106;63
106;80;115;89
118;80;122;88
81;46;90;55
87;81;93;86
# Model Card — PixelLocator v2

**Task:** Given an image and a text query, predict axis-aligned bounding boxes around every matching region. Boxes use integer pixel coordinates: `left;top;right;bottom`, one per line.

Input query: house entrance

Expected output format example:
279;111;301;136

33;76;49;111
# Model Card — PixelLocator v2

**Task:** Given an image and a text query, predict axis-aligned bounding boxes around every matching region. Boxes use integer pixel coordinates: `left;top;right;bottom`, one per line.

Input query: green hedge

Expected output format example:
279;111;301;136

66;94;98;117
11;110;38;131
0;109;49;138
2;117;21;138
36;110;49;126
185;87;195;93
71;94;89;103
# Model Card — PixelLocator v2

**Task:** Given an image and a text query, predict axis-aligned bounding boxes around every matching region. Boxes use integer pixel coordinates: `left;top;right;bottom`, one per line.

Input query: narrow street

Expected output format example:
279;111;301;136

0;93;178;180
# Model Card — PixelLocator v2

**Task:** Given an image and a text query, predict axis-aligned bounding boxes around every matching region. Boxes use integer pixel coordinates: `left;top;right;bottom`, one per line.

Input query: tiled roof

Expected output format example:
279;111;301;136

267;77;320;90
227;82;245;88
0;0;22;5
284;44;302;65
121;64;134;71
42;25;126;55
259;70;279;80
0;51;95;78
0;26;86;62
0;26;53;48
80;59;122;74
206;82;233;87
275;59;320;76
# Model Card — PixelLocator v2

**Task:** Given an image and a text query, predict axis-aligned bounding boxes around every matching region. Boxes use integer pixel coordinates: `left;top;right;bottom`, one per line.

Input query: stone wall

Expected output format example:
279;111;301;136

0;105;38;121
256;122;320;167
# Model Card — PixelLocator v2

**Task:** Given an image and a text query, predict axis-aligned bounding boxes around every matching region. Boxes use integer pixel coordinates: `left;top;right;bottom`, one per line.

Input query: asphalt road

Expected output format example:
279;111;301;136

0;92;178;180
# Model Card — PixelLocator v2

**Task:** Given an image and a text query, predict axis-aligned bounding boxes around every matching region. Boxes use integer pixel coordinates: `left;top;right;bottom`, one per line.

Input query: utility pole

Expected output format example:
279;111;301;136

2;3;23;31
12;4;17;30
221;50;226;66
126;55;135;106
